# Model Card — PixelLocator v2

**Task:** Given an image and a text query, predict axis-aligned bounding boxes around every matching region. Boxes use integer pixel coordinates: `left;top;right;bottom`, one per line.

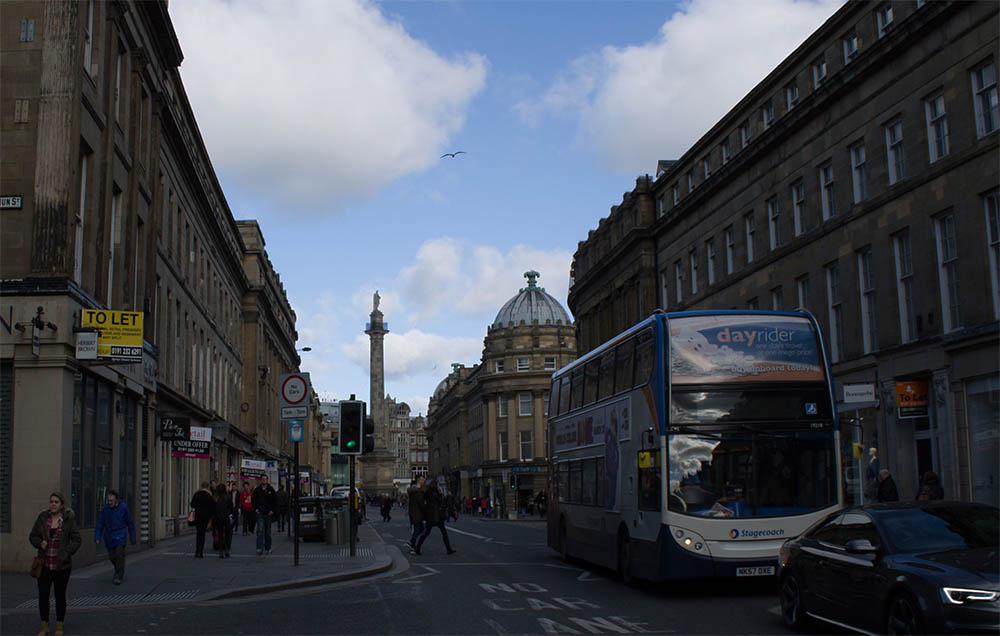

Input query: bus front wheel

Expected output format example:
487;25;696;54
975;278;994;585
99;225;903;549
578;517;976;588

617;530;635;586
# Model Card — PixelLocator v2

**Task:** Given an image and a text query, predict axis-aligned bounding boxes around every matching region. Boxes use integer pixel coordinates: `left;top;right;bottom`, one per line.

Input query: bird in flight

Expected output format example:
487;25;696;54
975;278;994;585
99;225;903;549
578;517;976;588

440;151;466;158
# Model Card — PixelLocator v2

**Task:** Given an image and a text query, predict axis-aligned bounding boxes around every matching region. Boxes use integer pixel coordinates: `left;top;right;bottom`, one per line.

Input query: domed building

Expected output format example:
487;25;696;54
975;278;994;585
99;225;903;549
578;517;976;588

426;271;577;517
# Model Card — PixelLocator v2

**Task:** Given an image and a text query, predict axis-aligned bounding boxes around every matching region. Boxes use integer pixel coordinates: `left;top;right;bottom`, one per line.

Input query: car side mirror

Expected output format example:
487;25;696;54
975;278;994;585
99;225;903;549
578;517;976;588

845;538;878;554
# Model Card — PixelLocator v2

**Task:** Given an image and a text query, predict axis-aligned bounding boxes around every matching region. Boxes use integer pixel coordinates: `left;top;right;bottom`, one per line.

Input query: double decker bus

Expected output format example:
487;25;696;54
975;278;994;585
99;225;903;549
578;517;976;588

547;310;840;583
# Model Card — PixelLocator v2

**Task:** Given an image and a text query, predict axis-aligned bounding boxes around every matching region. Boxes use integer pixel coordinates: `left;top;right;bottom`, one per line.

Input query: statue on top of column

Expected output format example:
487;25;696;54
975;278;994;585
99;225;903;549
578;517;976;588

373;290;380;312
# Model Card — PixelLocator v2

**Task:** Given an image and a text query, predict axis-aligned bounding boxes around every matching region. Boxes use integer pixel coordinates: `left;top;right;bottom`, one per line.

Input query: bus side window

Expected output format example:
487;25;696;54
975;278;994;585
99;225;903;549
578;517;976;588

615;339;635;392
634;329;655;387
549;379;560;416
598;351;615;400
584;359;600;405
638;449;661;511
570;368;584;411
569;461;583;503
582;458;597;505
558;375;571;414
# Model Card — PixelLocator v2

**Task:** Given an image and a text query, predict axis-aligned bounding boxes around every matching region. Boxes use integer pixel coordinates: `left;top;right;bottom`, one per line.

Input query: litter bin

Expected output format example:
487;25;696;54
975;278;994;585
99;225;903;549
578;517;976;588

325;513;339;545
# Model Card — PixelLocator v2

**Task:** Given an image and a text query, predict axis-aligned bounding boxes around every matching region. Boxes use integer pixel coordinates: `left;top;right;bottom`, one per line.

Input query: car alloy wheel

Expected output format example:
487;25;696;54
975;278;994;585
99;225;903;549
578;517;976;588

886;593;923;635
780;573;807;629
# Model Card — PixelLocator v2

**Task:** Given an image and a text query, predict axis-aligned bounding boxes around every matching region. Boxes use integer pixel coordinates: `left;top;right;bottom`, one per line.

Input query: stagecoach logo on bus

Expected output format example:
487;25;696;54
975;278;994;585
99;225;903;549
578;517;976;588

669;315;824;384
729;527;787;540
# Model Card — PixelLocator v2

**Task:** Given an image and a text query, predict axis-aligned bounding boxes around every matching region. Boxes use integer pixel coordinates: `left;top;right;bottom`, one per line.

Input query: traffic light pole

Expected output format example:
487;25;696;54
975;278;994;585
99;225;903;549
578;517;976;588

294;440;300;566
349;455;356;557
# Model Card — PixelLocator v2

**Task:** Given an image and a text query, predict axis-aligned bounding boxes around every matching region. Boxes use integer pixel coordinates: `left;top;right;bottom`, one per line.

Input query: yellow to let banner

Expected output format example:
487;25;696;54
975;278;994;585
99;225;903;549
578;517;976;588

81;309;143;358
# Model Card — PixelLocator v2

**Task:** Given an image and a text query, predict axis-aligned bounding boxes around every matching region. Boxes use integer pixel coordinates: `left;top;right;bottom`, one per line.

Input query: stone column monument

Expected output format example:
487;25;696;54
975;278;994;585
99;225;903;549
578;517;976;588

362;291;395;494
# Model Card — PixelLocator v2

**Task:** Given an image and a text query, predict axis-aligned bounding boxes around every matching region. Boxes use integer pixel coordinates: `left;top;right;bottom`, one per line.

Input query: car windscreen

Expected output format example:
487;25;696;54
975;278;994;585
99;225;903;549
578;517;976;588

879;505;1000;553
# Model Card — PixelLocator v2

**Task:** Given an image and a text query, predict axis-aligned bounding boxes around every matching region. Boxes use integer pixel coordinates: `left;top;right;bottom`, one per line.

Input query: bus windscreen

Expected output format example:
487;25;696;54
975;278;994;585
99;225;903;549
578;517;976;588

669;314;824;384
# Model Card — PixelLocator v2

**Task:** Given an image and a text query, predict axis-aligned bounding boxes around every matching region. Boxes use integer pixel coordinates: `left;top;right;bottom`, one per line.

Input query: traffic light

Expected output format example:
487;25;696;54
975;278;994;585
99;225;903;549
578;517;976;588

510;474;518;490
340;400;363;454
362;415;375;454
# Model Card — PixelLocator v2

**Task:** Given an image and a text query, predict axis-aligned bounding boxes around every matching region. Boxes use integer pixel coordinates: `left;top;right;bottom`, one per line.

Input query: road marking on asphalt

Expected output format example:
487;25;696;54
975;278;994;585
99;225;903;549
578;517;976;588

447;527;488;539
577;570;601;581
17;590;200;608
392;565;440;584
768;605;781;616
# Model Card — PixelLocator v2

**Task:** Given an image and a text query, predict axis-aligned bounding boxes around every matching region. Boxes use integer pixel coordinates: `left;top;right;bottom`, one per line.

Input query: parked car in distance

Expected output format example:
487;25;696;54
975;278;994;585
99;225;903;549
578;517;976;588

778;501;998;635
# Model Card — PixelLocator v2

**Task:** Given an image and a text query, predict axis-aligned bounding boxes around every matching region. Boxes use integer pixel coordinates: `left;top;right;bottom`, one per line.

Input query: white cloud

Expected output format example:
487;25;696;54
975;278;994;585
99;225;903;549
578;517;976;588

341;329;482;383
395;238;573;326
515;0;843;172
169;0;487;214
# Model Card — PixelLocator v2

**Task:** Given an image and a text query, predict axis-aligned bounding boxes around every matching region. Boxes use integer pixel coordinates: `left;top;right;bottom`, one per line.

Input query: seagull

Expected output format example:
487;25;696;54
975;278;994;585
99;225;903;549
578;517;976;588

440;151;466;158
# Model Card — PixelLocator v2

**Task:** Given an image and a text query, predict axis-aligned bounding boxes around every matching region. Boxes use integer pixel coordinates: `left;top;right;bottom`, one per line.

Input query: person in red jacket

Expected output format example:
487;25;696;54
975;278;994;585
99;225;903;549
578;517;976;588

238;482;255;535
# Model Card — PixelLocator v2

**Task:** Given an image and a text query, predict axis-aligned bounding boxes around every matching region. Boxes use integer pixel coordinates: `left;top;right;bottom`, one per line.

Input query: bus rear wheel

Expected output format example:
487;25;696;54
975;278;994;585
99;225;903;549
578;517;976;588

617;531;635;586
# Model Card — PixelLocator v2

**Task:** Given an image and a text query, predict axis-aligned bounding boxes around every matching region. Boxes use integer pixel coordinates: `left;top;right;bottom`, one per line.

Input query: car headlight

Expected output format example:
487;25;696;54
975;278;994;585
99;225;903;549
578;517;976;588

941;587;1000;605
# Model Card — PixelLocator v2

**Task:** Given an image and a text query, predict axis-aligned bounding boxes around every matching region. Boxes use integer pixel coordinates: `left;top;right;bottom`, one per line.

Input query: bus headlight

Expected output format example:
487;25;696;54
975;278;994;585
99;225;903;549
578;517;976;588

671;527;710;556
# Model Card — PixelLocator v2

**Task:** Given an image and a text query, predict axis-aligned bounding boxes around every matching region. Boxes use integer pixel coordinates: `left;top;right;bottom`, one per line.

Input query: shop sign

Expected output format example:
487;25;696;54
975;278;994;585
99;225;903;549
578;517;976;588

896;380;929;418
160;416;190;440
81;309;143;361
171;425;211;459
241;457;266;480
76;332;98;359
843;383;875;403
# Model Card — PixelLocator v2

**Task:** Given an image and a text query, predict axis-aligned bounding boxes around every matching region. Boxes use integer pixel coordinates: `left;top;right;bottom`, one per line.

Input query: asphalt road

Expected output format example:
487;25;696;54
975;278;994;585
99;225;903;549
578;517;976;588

6;512;819;635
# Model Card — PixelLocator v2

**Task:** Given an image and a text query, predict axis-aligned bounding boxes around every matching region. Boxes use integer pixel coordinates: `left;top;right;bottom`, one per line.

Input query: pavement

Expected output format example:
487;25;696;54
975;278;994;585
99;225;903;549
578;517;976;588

1;513;393;614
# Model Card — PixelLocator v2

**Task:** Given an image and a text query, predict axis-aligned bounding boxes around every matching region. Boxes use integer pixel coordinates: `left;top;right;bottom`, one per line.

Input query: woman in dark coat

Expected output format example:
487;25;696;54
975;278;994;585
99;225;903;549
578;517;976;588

917;471;945;500
189;482;215;558
413;480;456;556
29;491;82;636
212;484;234;558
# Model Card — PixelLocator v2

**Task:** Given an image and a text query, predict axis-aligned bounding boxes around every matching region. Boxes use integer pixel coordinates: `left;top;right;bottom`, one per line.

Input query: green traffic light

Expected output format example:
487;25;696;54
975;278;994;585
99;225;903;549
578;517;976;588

345;440;357;448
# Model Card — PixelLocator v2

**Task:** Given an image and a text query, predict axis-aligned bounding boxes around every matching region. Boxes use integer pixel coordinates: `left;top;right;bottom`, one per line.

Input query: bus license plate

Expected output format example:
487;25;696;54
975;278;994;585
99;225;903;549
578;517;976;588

737;566;775;577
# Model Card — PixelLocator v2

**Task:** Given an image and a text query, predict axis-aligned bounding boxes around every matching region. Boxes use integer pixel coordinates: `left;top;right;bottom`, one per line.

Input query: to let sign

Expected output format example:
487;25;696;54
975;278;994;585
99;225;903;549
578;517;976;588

81;309;143;361
896;380;929;418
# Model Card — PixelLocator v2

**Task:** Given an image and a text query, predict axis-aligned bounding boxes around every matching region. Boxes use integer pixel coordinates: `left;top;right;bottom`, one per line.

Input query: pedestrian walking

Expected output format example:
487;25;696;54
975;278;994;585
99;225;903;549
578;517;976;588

252;474;277;555
413;480;456;556
212;484;234;558
93;490;136;585
189;482;215;558
405;477;426;553
238;482;255;535
917;471;945;501
877;468;900;502
275;483;290;532
380;494;392;522
29;492;81;636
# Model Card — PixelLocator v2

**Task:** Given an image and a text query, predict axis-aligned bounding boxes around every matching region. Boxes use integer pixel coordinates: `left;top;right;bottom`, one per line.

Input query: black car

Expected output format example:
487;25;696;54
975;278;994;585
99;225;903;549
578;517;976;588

778;501;999;634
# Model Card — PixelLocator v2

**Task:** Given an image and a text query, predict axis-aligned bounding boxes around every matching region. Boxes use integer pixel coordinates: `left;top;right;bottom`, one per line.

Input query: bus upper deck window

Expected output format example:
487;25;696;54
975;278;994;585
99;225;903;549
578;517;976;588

598;351;615;400
634;329;655;387
570;368;585;410
584;359;600;405
558;375;571;414
615;340;635;392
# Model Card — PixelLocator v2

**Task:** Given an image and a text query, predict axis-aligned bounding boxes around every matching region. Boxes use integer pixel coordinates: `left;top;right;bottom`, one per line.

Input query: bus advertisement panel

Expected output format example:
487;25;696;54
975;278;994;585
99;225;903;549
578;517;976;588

669;314;824;384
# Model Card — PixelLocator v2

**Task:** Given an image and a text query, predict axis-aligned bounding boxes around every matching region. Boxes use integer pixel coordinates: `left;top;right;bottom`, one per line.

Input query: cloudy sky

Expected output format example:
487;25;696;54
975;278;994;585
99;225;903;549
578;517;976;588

168;0;843;415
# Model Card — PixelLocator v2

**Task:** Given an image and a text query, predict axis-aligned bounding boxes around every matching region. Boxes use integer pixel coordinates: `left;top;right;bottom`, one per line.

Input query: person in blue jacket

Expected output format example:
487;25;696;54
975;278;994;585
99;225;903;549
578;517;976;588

94;490;136;585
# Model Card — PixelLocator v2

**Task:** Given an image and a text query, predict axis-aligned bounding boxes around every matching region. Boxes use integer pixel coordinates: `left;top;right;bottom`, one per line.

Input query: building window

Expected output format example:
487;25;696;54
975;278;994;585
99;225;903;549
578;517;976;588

885;118;905;185
689;249;698;295
986;190;1000;319
876;3;893;38
114;45;124;123
724;227;735;275
494;359;504;373
739;119;751;148
893;229;917;343
761;100;774;129
74;152;89;285
746;297;759;310
498;431;508;462
518;392;532;416
672;184;679;205
771;286;784;311
791;180;805;237
767;198;780;250
674;260;683;304
706;238;716;286
843;32;859;64
819;162;835;221
744;212;756;263
687;170;694;192
925;92;949;162
858;248;878;354
935;213;962;332
826;262;845;362
83;0;94;71
785;83;799;110
519;430;533;461
812;57;827;88
660;270;669;309
498;396;508;418
517;357;529;372
657;195;666;218
721;138;731;165
702;155;711;180
796;275;810;311
971;59;998;138
850;142;867;204
544;356;557;370
543;391;549;416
